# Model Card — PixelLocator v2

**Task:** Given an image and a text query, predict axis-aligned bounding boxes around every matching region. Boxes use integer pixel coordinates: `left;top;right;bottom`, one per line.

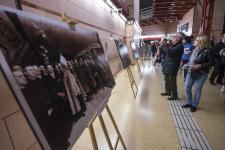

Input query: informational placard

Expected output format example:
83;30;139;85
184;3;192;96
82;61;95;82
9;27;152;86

180;22;189;32
114;40;131;69
0;6;115;150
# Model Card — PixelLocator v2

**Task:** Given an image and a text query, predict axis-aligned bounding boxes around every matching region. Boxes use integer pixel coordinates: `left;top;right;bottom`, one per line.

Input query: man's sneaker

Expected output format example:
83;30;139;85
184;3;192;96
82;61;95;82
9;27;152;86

167;96;178;100
209;79;216;85
182;104;192;108
216;81;223;85
160;92;171;96
190;106;197;112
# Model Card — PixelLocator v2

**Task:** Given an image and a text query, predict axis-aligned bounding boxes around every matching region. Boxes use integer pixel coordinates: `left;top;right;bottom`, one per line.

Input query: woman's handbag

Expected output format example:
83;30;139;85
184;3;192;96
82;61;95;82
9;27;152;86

190;70;202;80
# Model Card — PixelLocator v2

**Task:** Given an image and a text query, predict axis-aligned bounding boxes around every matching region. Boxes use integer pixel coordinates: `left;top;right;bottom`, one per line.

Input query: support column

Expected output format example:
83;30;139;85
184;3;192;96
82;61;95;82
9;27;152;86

199;0;215;37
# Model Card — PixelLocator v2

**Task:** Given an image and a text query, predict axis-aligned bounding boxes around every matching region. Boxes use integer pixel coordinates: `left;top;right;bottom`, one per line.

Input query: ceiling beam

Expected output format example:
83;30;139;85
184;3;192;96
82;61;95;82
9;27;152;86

140;0;196;26
154;2;194;6
154;9;189;12
142;8;189;13
153;12;184;15
154;6;193;9
154;0;196;3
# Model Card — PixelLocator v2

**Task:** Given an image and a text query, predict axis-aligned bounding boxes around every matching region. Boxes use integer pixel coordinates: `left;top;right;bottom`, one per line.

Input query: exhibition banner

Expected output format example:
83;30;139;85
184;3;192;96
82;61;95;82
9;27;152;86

114;40;131;68
0;6;115;150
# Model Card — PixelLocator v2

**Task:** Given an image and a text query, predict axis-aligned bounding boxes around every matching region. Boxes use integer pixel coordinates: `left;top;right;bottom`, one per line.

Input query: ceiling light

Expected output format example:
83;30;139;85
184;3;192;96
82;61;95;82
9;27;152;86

127;18;135;25
171;4;175;6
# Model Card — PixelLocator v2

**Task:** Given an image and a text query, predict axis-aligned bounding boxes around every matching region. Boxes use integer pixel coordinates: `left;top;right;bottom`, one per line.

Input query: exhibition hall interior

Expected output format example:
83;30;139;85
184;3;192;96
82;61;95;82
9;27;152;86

0;0;225;150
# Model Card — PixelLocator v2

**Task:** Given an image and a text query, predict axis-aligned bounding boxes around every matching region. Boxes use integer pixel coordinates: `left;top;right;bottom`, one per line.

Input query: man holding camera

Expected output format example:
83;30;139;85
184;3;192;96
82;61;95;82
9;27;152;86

161;32;185;100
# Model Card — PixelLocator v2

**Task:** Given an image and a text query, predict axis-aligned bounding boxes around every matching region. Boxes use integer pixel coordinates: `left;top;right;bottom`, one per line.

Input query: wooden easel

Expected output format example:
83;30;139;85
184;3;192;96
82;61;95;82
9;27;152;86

88;104;127;150
126;66;138;98
140;56;145;67
136;59;143;79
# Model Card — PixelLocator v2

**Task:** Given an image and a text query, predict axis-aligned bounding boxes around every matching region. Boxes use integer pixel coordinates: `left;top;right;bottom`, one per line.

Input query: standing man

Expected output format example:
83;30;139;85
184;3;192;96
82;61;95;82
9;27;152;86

161;32;185;100
209;33;225;85
220;45;225;93
151;41;157;58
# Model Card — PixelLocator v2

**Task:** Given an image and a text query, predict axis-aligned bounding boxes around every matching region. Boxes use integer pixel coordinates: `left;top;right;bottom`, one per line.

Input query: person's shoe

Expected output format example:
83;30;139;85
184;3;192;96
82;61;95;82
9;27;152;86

209;79;216;85
182;104;192;108
167;96;178;100
161;92;171;96
216;81;223;85
190;106;197;112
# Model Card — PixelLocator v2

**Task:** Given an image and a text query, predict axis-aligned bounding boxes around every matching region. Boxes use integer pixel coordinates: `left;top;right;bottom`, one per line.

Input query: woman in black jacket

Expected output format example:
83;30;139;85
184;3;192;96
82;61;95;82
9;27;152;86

182;35;214;112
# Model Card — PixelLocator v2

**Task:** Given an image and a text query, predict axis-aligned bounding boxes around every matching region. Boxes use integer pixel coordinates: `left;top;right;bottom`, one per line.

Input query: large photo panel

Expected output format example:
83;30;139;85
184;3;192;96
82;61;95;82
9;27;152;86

114;40;131;69
130;41;140;60
0;6;115;150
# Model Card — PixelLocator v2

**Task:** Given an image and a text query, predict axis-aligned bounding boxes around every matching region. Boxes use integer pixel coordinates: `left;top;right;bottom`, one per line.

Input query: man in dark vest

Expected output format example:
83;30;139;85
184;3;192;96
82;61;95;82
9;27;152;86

209;33;225;85
161;32;185;100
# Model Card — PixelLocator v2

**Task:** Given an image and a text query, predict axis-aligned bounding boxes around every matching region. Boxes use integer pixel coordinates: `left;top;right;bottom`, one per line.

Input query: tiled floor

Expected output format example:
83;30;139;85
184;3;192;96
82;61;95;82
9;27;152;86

176;68;225;150
72;61;225;150
158;67;212;150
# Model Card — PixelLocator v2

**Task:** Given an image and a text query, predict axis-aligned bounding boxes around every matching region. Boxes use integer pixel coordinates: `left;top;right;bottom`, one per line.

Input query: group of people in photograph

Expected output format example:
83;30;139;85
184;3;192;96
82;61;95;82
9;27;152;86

0;8;115;149
143;32;225;112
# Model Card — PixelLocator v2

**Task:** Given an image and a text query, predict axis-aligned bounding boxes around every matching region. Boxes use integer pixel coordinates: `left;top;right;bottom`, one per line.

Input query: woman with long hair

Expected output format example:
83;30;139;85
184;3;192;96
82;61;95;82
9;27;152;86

182;35;213;112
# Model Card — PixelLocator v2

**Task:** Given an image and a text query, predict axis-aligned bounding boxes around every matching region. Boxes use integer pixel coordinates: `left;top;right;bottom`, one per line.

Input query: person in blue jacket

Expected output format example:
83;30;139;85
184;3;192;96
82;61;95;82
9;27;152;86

180;36;195;81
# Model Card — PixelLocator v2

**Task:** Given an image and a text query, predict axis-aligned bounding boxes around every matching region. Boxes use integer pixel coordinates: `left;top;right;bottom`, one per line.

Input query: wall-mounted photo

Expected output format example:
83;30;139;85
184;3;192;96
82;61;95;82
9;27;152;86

114;40;131;69
0;6;115;150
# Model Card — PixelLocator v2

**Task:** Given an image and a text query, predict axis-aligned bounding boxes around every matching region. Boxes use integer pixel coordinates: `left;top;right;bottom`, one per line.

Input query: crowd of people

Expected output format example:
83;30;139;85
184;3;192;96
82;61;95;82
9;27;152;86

148;32;225;112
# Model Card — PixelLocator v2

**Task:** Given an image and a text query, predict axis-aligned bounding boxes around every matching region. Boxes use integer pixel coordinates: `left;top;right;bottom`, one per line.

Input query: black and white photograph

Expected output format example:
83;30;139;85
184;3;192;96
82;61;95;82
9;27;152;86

114;40;131;69
130;41;140;60
0;6;115;150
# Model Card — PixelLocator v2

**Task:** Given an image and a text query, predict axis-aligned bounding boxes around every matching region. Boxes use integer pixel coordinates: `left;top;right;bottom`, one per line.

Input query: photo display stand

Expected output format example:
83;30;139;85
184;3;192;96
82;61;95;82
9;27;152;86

127;66;138;98
88;104;127;150
136;59;142;79
130;41;143;79
0;6;126;150
140;53;145;67
114;40;138;98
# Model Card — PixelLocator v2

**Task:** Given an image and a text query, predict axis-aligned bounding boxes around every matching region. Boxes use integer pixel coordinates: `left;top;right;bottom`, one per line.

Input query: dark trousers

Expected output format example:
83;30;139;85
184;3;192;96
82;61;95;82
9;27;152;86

209;61;224;83
152;50;156;57
164;73;178;97
224;70;225;86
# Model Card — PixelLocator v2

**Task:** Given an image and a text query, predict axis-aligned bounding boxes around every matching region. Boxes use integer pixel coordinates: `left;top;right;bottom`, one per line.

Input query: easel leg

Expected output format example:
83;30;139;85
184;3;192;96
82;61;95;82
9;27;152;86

98;115;113;150
127;67;138;98
106;105;127;150
141;57;145;67
137;61;142;79
89;124;98;150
